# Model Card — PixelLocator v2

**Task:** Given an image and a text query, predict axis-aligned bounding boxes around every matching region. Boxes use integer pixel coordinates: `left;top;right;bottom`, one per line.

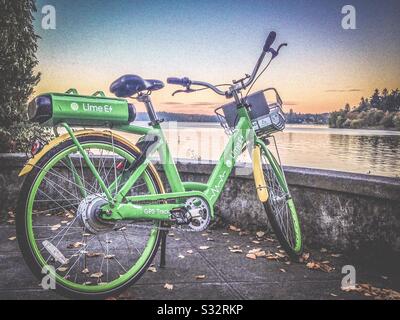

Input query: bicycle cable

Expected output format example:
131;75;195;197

245;57;273;98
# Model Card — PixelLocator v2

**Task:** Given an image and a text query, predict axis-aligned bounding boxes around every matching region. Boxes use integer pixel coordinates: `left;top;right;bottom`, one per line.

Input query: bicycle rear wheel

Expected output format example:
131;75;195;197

16;132;165;299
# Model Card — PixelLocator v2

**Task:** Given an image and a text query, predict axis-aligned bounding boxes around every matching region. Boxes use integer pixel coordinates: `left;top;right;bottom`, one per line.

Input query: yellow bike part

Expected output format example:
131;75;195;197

252;145;269;202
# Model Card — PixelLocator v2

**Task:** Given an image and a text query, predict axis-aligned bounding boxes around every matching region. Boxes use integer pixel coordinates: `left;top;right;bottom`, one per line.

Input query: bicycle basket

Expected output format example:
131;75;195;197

215;88;285;136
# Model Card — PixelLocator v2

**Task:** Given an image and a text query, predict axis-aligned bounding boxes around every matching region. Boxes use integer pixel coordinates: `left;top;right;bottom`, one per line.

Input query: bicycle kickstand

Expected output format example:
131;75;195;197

159;230;167;268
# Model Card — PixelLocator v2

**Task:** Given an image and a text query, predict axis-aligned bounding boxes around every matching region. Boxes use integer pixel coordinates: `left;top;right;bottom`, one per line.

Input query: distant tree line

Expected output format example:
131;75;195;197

329;89;400;130
286;109;329;124
137;110;329;124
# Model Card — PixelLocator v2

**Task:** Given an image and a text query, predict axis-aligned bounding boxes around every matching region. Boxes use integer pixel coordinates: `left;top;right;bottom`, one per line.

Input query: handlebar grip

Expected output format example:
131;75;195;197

167;77;191;87
263;31;277;52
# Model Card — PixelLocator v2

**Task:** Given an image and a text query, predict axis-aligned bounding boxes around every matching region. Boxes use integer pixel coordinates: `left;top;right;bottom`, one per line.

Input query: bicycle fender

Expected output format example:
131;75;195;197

18;130;141;177
252;145;269;202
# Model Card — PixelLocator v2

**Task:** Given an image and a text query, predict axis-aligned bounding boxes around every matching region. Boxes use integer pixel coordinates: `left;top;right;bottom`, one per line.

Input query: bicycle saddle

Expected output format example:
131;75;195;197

110;74;164;97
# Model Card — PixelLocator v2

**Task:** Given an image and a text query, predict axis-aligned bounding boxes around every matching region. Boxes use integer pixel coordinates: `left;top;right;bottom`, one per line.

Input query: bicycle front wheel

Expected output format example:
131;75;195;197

16;132;165;299
260;146;303;260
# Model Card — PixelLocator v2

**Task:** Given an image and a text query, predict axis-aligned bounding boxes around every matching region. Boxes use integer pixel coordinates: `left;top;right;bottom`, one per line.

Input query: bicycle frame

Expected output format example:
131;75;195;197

61;103;273;223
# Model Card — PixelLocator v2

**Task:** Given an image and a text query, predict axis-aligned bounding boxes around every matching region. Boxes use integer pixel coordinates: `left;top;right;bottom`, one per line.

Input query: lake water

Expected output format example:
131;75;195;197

121;122;400;178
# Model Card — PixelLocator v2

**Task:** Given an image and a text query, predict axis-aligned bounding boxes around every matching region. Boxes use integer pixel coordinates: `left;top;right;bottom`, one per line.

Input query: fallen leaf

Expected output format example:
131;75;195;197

251;240;261;244
330;253;342;258
300;252;310;262
86;252;102;258
306;260;334;273
178;254;185;259
57;266;68;272
61;220;68;224
68;242;85;249
164;283;173;290
147;266;157;273
8;236;16;241
83;281;92;285
207;238;214;241
229;248;243;253
6;219;14;224
168;232;175;237
246;253;257;260
222;232;229;236
195;275;206;280
330;293;338;297
186;250;193;254
104;254;115;259
320;248;328;253
279;268;286;273
229;225;240;232
248;248;262;254
51;224;61;231
90;272;103;278
255;251;266;257
81;268;89;274
66;212;74;219
174;238;181;241
256;231;265;238
199;246;210;250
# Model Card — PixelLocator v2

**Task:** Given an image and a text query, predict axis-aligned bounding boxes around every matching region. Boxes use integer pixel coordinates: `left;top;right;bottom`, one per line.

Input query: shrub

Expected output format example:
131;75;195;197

350;119;365;129
392;112;400;130
380;112;394;128
0;1;51;153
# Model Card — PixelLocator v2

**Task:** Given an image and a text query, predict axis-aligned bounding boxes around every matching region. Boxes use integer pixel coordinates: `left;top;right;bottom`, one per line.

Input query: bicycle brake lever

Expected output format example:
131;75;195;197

172;88;195;96
268;43;287;59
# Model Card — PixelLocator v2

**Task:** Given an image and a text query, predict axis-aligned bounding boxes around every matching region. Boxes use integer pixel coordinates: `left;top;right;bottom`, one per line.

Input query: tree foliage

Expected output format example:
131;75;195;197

329;89;400;130
0;0;50;152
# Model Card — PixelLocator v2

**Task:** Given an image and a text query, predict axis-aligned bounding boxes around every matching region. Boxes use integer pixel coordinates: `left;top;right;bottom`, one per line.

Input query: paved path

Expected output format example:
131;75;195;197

0;223;398;300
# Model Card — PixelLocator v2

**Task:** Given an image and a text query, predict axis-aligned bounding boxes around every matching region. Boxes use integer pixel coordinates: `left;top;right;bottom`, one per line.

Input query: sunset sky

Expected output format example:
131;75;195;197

33;0;400;115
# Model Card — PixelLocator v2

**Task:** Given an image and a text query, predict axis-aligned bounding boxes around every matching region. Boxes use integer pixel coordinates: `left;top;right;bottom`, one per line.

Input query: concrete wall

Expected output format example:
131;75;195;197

1;153;399;263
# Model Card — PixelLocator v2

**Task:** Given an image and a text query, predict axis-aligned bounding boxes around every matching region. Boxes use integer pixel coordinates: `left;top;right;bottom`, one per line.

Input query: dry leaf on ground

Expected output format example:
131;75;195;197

199;246;210;250
229;225;240;232
195;275;206;280
51;224;61;231
164;283;174;290
147;266;157;273
256;231;265;238
306;261;334;273
90;272;103;278
246;253;257;260
8;236;16;241
341;283;400;300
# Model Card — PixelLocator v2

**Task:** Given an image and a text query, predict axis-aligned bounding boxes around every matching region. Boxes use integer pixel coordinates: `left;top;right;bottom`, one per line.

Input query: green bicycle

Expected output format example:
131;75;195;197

16;31;302;299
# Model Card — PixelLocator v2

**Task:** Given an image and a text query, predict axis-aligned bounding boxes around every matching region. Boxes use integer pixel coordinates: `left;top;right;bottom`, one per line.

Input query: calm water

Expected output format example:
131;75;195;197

121;122;400;178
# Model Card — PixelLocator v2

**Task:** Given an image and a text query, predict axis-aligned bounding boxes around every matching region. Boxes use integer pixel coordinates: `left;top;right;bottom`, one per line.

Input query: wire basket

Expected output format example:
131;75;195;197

214;88;285;136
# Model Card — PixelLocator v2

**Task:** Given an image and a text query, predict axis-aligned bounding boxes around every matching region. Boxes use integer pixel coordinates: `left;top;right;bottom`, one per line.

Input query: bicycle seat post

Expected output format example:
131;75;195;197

138;93;162;126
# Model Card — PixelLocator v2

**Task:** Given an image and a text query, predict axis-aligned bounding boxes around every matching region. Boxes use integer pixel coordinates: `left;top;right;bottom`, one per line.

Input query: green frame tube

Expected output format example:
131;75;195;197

61;105;255;222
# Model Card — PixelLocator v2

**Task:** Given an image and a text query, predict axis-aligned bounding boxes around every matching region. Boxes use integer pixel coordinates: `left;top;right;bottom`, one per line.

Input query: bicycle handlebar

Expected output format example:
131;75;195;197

263;31;276;52
167;31;285;97
167;77;191;87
